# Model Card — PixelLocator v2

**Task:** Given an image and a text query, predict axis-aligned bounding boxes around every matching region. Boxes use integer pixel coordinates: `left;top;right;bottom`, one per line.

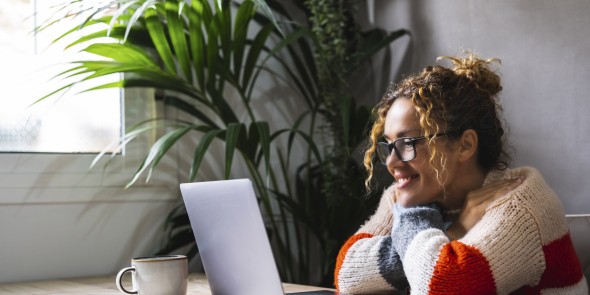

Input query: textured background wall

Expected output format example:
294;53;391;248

364;0;590;214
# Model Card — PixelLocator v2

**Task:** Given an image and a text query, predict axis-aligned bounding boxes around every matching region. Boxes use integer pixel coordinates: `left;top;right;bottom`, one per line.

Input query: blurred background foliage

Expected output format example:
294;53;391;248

41;0;407;286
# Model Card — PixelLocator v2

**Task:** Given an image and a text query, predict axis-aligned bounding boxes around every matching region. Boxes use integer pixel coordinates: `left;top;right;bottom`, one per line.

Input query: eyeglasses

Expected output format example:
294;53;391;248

376;133;448;164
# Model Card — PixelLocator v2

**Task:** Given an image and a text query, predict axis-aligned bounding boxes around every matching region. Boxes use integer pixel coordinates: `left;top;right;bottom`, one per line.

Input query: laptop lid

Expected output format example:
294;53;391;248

181;179;284;295
181;179;342;295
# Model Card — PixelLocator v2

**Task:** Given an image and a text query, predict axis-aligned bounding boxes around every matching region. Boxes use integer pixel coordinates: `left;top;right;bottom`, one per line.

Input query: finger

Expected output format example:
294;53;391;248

483;178;523;206
493;177;523;197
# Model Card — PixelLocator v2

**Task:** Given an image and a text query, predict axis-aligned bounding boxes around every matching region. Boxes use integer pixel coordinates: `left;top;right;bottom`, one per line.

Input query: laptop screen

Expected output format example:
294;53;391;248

181;179;285;295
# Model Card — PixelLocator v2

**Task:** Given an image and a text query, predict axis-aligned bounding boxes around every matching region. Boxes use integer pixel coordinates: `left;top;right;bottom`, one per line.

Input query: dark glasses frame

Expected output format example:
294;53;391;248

376;132;449;164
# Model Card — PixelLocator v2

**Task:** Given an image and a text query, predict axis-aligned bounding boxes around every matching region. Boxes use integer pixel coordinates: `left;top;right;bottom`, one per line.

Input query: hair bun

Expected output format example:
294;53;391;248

437;52;502;95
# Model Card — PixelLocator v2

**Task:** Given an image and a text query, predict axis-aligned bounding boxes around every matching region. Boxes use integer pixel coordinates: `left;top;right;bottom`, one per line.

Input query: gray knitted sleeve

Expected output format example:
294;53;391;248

390;203;444;261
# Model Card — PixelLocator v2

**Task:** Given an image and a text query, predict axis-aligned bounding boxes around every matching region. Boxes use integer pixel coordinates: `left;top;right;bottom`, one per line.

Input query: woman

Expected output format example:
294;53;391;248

334;53;587;294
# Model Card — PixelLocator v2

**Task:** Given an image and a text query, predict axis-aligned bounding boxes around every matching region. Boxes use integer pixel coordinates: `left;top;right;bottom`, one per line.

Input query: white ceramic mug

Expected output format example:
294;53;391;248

115;255;188;295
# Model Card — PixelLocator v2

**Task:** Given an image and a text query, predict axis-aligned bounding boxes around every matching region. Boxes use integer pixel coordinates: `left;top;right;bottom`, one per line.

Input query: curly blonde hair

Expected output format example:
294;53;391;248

364;52;508;191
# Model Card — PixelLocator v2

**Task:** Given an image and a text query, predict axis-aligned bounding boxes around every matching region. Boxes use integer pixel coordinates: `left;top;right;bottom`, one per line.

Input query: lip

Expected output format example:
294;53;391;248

395;174;418;189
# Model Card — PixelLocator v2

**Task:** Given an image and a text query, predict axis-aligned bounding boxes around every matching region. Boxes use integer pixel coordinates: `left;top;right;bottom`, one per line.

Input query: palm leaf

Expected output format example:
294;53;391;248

51;17;110;46
269;128;322;164
249;26;316;106
82;43;158;65
77;1;118;31
217;0;233;73
127;125;193;188
223;123;244;179
160;95;219;128
92;118;191;169
125;0;159;42
253;121;271;178
189;129;224;181
241;23;274;92
165;1;192;81
107;0;140;37
346;28;410;74
188;2;206;90
251;0;284;37
205;14;221;92
232;1;256;83
144;5;177;74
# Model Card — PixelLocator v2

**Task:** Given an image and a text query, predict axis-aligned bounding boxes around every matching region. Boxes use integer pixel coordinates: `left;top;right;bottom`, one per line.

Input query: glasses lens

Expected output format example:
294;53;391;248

376;138;417;164
376;142;390;164
394;138;415;162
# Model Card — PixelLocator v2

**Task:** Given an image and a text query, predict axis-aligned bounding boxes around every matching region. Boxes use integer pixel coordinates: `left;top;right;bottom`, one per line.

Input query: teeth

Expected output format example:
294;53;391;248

396;175;416;185
398;177;411;184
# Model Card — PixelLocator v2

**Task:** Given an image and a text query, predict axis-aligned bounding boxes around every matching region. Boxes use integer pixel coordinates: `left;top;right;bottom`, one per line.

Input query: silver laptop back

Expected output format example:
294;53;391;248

180;179;285;295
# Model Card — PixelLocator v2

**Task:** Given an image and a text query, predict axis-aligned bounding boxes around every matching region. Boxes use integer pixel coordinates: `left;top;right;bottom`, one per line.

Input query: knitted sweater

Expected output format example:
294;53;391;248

334;167;588;294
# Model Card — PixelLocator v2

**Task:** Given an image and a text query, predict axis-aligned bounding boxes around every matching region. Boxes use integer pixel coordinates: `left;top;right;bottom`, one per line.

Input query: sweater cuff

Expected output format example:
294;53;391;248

391;203;444;261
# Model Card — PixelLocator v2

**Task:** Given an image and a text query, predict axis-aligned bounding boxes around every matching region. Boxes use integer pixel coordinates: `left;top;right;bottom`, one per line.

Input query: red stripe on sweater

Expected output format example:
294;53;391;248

429;241;496;295
538;232;584;288
512;232;584;294
334;233;374;290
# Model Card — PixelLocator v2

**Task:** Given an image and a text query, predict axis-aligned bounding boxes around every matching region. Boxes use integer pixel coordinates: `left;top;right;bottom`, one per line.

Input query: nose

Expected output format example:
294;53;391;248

385;150;404;169
385;152;404;177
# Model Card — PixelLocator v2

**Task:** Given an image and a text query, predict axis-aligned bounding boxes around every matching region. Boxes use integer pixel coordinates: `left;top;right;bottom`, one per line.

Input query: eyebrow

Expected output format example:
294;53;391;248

383;128;421;141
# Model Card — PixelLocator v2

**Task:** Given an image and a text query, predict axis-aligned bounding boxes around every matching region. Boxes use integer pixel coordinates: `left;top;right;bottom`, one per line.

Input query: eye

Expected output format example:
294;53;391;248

402;138;415;150
394;138;414;151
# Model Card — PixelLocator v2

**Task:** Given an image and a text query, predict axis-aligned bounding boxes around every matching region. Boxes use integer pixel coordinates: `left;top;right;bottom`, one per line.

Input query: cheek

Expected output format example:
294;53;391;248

414;145;451;181
413;156;444;191
412;150;435;176
417;165;440;188
386;162;395;177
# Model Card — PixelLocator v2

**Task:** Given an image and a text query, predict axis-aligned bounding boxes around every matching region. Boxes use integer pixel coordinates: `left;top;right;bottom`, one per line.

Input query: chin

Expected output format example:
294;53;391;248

396;188;439;207
397;193;424;207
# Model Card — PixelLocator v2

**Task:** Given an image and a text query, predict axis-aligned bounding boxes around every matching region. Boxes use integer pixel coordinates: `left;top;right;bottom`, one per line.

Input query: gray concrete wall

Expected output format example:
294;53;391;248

367;0;590;214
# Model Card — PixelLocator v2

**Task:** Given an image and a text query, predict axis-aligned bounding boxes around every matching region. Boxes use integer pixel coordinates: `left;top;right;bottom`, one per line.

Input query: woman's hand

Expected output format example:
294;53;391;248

447;178;522;240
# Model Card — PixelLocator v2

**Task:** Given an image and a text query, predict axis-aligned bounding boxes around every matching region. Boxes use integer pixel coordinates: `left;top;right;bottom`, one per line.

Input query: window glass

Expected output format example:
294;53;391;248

0;0;121;153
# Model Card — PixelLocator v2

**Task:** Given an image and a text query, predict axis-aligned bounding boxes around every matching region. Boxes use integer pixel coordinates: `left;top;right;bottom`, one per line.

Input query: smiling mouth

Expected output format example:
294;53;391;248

396;175;418;188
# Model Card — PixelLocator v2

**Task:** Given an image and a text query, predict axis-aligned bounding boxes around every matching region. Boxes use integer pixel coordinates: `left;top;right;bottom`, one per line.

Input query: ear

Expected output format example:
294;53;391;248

456;129;478;163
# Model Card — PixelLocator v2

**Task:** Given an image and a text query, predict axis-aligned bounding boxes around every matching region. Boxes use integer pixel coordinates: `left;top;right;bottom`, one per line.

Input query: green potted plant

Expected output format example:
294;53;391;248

39;0;408;286
249;0;409;285
40;0;306;280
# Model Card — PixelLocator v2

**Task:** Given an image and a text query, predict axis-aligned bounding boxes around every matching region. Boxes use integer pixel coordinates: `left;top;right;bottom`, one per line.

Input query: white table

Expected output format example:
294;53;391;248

0;272;337;294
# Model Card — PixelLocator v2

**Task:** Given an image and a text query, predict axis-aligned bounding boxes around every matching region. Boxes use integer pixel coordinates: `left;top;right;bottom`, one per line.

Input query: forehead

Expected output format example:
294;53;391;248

383;98;421;139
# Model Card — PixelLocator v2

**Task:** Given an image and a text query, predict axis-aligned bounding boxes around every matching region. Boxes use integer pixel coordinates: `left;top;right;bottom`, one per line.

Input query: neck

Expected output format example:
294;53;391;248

442;164;487;210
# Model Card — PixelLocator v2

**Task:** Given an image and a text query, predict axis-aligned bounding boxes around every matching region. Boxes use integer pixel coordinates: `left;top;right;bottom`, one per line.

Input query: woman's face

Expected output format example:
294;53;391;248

383;98;458;207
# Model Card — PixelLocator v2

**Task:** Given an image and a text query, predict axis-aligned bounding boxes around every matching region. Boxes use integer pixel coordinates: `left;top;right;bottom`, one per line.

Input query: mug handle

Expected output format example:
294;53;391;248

115;266;138;294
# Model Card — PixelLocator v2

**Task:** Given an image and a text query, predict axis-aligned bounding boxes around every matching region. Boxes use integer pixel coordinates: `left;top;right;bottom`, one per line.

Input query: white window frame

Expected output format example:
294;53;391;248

0;2;180;204
0;88;180;205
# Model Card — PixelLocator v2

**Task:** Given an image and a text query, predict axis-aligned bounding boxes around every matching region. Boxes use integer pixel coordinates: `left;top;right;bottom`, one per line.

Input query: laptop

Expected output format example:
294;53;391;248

180;178;343;295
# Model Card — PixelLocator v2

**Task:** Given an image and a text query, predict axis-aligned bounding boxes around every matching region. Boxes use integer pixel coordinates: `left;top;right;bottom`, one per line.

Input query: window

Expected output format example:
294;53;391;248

0;1;177;206
0;0;122;153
